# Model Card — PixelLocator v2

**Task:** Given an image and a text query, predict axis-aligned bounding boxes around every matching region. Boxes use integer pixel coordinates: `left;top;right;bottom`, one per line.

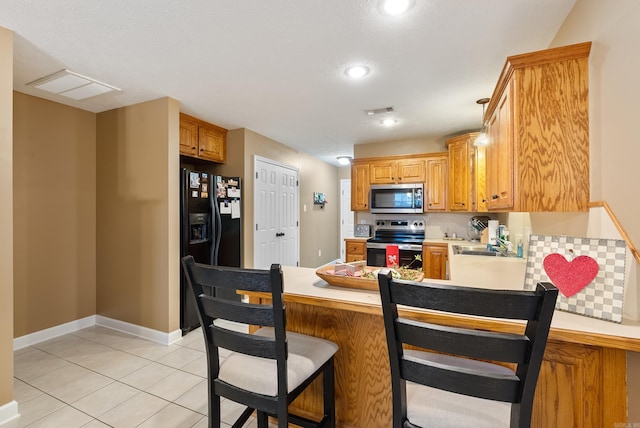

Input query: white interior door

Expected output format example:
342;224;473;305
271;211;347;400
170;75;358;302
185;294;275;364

254;156;299;269
340;179;354;260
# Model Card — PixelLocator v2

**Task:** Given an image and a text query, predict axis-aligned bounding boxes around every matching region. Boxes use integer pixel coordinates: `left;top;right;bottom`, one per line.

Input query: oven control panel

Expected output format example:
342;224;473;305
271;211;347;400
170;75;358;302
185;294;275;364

374;219;425;231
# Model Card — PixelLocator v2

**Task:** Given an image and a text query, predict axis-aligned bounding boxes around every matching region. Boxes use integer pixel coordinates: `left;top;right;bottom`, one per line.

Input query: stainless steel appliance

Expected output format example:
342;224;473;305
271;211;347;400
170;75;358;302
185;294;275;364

369;183;424;214
180;168;242;334
366;219;425;267
354;224;372;237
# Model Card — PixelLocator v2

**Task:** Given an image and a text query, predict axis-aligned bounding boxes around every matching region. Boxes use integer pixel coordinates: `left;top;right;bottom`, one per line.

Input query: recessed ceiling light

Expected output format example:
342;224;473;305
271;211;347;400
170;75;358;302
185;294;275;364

344;65;370;79
379;0;415;16
380;118;398;126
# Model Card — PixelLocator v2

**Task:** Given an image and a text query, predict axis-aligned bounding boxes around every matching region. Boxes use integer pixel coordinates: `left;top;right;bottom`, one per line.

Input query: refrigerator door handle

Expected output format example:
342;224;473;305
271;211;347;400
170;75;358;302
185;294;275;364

211;189;222;265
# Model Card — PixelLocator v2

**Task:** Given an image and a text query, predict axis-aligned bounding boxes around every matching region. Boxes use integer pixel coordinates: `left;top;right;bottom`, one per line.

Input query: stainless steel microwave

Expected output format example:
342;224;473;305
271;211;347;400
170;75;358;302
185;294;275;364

369;183;424;214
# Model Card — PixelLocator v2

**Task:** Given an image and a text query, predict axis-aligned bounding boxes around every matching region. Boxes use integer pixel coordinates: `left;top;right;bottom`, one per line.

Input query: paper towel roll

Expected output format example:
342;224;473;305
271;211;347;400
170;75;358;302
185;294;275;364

488;220;499;245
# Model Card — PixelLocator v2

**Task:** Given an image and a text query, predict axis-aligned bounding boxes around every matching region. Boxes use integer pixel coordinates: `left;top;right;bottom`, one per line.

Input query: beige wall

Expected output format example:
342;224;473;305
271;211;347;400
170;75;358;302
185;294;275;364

229;128;340;268
354;135;446;159
547;0;640;421
96;97;180;333
550;0;640;248
298;155;340;267
0;25;14;409
12;93;96;338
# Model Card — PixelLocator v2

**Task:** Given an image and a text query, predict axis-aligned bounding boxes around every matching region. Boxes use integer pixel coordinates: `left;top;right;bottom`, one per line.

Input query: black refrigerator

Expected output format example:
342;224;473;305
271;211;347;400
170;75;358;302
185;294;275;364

180;168;242;334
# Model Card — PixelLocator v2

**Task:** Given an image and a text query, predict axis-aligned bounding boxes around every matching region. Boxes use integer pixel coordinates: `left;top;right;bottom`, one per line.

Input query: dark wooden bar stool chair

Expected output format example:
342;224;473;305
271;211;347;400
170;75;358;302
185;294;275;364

182;256;338;428
377;271;558;428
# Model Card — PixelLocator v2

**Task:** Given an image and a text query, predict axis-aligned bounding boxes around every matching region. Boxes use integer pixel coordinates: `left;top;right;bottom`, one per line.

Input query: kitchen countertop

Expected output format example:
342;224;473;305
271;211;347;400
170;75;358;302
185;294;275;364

280;265;640;350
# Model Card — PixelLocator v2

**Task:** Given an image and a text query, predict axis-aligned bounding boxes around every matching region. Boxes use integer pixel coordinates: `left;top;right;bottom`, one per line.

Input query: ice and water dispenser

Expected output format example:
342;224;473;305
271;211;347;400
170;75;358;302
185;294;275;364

189;213;209;244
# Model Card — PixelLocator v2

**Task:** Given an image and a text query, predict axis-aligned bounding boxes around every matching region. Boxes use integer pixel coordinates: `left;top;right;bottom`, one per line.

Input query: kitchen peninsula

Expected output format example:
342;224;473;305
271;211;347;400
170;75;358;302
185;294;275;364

248;265;639;428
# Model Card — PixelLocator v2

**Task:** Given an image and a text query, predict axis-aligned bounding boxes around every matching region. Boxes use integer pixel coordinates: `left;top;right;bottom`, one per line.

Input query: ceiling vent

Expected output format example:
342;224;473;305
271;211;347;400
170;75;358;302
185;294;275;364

365;106;394;116
26;69;121;100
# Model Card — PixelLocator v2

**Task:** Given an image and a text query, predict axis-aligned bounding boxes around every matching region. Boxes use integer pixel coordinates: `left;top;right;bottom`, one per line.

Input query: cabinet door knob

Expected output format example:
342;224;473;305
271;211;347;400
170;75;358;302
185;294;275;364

191;146;196;149
492;194;499;200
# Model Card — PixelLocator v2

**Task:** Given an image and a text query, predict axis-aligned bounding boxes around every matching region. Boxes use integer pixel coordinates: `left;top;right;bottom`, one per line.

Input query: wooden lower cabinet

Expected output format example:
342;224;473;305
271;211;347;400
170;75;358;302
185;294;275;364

422;243;448;279
533;341;626;428
344;239;366;262
247;296;629;428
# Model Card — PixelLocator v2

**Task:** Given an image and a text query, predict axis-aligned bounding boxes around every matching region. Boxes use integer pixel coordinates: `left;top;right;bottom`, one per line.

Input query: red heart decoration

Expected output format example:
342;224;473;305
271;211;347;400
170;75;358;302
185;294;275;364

543;253;599;297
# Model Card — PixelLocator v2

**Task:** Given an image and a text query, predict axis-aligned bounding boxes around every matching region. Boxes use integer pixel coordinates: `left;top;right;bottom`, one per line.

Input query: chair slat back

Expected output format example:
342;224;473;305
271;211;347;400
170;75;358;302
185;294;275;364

378;270;558;427
181;256;287;362
401;357;520;402
200;296;275;327
395;318;530;363
389;280;542;320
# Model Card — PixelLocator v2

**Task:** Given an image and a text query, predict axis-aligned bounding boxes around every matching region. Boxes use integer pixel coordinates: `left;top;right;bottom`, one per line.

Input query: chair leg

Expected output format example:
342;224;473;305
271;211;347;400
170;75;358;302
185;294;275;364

256;410;269;428
323;358;336;428
209;394;221;428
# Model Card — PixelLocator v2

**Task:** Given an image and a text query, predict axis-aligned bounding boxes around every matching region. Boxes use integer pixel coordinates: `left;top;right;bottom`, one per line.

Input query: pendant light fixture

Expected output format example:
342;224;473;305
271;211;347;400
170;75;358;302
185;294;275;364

473;98;490;147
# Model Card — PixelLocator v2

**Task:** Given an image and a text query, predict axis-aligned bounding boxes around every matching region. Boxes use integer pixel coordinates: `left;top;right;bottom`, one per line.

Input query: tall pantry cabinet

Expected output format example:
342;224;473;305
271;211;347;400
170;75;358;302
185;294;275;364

484;42;591;212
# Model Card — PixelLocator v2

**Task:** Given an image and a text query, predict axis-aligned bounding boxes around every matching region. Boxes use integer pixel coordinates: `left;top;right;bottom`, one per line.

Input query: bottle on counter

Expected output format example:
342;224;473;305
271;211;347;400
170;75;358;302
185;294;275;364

516;234;524;258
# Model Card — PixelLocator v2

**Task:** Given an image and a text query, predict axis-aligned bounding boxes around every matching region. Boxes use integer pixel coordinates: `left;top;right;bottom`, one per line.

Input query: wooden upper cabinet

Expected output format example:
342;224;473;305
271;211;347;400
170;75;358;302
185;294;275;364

179;113;228;163
198;125;226;163
425;155;447;211
446;133;478;211
369;158;425;184
486;80;514;210
179;119;198;157
396;158;426;183
351;153;443;212
351;161;370;211
369;159;396;184
472;145;488;212
484;42;591;211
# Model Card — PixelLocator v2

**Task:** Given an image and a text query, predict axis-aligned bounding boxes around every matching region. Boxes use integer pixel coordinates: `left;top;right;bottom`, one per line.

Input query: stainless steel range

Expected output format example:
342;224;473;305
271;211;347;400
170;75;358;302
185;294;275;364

366;219;425;267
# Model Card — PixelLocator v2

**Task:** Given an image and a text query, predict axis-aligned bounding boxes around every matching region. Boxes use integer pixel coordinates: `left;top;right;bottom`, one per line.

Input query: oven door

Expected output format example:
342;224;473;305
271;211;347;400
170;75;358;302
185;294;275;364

366;243;423;268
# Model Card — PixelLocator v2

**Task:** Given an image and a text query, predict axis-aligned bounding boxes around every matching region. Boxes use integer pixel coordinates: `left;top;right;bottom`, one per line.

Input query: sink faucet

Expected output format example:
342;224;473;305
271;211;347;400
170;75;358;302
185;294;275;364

488;238;517;257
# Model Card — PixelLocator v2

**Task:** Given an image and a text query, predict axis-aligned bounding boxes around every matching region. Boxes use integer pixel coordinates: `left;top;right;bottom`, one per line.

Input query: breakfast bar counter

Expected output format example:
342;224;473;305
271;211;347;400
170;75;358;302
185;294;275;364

246;265;640;428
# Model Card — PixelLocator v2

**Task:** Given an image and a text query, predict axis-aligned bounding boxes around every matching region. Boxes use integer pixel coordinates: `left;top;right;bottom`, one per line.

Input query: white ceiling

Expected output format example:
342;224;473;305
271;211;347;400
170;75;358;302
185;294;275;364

1;0;577;166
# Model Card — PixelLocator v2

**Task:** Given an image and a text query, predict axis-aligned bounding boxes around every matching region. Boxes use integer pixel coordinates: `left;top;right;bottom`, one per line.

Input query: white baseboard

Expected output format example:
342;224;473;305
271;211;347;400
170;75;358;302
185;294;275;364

13;316;96;351
0;400;19;426
13;316;182;350
95;316;182;345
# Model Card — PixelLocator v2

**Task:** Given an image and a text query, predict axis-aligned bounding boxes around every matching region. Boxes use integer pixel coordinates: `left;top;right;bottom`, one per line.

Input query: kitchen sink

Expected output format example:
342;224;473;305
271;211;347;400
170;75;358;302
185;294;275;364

452;244;506;257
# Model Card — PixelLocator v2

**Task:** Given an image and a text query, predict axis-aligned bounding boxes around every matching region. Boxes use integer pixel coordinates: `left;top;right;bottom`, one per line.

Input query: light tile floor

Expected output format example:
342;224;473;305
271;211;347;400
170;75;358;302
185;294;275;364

9;323;280;428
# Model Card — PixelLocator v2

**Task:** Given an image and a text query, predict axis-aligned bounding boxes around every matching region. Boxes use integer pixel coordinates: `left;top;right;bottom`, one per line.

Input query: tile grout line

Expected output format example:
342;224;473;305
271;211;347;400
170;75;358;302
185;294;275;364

15;327;211;427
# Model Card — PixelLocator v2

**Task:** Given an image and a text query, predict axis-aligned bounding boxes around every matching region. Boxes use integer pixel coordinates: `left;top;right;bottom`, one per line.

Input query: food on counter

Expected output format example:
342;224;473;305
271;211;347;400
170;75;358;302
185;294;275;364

323;263;422;282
